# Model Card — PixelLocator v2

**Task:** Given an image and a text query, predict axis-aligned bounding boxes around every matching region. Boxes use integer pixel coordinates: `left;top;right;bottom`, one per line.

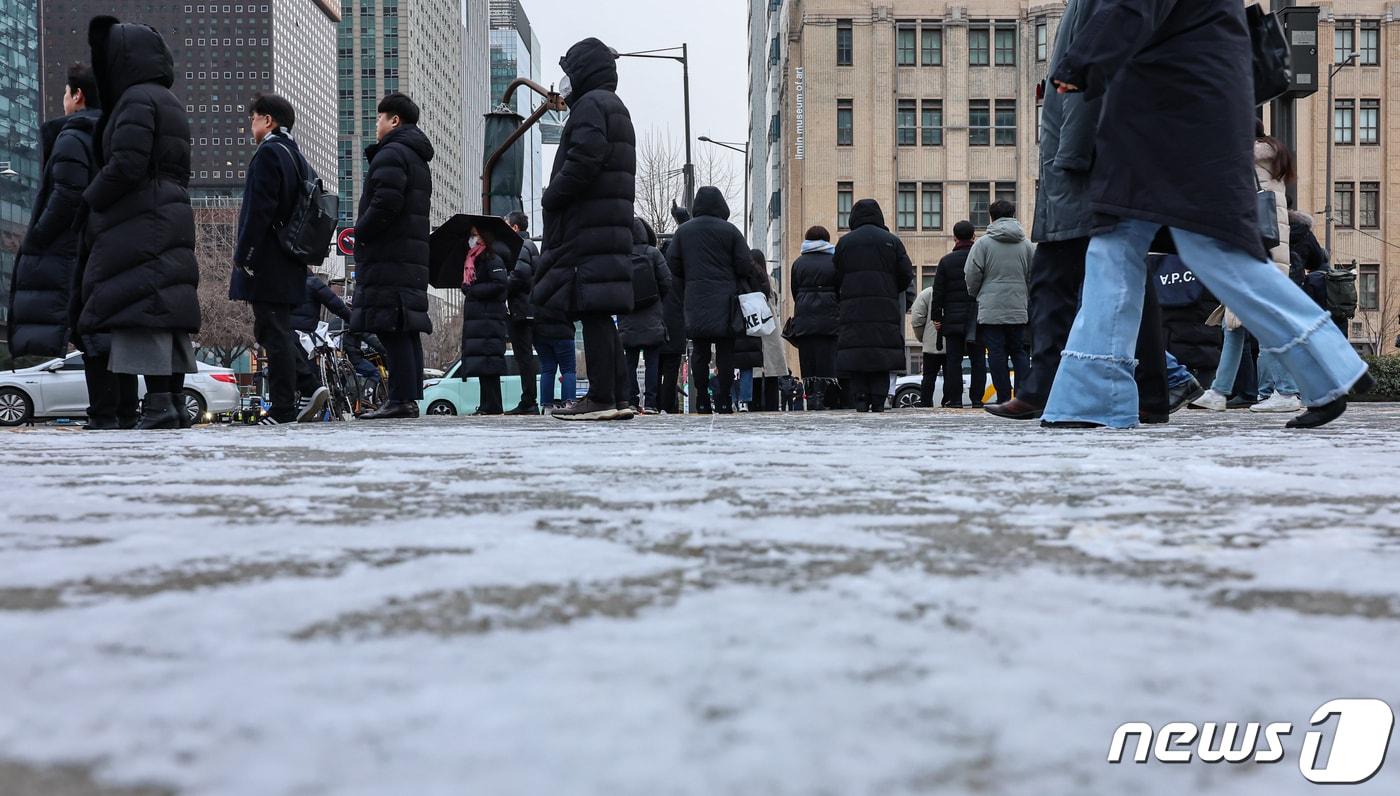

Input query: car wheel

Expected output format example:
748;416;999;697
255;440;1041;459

426;400;457;416
893;386;922;409
0;387;34;426
182;390;206;425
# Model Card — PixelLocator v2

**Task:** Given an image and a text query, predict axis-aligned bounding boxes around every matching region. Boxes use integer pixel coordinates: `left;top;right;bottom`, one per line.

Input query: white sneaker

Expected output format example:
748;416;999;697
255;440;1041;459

1250;392;1303;413
1189;388;1229;411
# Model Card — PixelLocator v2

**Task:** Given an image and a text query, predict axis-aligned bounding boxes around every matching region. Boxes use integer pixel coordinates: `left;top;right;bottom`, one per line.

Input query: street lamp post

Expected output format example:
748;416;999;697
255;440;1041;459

698;136;749;237
1325;53;1359;256
616;45;695;210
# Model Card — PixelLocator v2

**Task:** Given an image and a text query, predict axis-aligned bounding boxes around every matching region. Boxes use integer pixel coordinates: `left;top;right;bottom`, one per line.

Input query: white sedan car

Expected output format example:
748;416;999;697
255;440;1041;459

0;353;241;426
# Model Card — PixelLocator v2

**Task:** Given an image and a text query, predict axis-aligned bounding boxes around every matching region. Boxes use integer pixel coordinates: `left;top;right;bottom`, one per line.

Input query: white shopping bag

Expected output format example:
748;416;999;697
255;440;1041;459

738;291;776;337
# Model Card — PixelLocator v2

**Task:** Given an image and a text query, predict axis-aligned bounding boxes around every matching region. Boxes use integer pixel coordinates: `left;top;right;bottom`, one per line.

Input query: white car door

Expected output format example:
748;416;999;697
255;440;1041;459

38;355;91;417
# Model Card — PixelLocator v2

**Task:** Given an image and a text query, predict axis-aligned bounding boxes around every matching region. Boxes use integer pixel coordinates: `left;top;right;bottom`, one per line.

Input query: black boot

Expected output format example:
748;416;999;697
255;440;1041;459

505;402;540;416
358;401;418;420
135;392;181;430
84;416;120;431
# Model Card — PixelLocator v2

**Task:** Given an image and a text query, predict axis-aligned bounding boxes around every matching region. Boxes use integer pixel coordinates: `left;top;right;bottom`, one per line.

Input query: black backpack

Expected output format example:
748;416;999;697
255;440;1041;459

631;251;660;309
270;140;338;265
1325;269;1359;320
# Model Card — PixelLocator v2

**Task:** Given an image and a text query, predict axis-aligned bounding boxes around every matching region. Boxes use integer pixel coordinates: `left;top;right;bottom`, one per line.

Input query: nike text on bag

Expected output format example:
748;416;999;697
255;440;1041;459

739;291;776;337
273;142;339;265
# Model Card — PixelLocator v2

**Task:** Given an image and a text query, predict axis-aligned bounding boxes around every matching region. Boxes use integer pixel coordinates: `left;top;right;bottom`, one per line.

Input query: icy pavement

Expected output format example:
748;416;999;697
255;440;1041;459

1;406;1399;796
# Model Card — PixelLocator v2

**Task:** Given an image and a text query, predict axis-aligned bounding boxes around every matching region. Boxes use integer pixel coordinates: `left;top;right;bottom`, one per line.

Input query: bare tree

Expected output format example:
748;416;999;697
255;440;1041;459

424;298;461;370
694;144;741;217
192;205;255;369
1357;279;1399;355
635;127;684;236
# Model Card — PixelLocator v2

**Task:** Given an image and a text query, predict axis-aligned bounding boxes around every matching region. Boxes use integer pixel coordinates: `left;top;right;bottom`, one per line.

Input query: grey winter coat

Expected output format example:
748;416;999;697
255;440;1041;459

1032;0;1100;243
965;218;1033;325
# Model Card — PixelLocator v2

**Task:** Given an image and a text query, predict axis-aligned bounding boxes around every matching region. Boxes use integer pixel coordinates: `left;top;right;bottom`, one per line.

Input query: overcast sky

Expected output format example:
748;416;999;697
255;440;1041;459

521;0;749;200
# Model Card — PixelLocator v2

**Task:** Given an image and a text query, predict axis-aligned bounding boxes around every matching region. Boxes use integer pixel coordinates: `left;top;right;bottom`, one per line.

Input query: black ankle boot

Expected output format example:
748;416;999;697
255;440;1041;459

135;392;181;430
1286;398;1347;429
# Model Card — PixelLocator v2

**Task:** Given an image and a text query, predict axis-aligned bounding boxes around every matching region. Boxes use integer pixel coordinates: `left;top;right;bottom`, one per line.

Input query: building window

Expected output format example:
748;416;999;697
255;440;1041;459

1360;21;1380;65
921;100;942;146
995;183;1017;208
995;25;1017;66
896;23;916;67
896;99;917;146
1359;264;1380;310
1334;99;1355;144
838;182;854;229
897;183;917;230
1035;20;1048;62
1360;182;1380;228
969;182;991;227
836;19;853;66
1360;99;1379;144
994;99;1017;145
921;183;943;230
1035;102;1043;143
1335;182;1354;227
1336;22;1355;64
837;99;853;146
921;26;942;66
969;100;991;145
969;27;990;66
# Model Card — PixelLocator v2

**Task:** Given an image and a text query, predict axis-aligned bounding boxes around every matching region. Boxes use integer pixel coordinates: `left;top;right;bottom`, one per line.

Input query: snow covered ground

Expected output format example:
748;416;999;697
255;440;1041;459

1;406;1399;795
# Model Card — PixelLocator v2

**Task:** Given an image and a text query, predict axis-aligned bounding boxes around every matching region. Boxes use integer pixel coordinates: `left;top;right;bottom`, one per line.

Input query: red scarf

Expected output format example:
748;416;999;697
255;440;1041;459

463;241;486;286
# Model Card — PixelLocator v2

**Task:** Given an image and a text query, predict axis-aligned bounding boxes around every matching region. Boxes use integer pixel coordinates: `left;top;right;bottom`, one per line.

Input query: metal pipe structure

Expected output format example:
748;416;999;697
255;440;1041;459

1325;53;1359;256
481;78;565;215
617;45;695;210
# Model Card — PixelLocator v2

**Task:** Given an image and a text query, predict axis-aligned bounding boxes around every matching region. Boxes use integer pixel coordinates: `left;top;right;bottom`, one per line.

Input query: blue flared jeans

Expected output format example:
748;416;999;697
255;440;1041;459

1043;218;1365;428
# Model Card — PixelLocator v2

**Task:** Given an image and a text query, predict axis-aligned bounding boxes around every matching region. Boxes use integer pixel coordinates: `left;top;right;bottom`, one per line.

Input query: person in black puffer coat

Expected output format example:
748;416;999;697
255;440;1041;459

535;38;636;420
504;211;540;414
729;250;768;410
619;217;672;411
787;225;840;409
657;202;690;413
929;221;989;407
667;186;752;413
9;67;100;362
1289;211;1327;287
459;229;511;416
81;16;200;431
350;92;433;420
833;199;915;412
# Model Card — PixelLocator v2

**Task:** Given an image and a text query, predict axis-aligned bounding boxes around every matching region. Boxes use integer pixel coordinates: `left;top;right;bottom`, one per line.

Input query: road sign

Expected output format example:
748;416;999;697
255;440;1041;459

336;227;355;256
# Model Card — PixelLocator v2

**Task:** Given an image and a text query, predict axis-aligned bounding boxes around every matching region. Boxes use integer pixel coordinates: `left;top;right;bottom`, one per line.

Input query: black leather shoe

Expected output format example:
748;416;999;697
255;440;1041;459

984;398;1043;420
1167;378;1205;414
505;402;540;416
358;401;418;420
1350;371;1375;397
1286;398;1347;429
1041;420;1105;429
84;417;120;430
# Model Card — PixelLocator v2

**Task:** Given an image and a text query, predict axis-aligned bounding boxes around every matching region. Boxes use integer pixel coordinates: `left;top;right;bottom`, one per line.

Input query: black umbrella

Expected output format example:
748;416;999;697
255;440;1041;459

428;214;524;290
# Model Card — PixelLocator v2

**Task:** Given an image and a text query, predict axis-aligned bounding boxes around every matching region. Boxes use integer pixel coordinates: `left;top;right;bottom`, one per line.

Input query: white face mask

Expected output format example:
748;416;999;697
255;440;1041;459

469;236;481;249
558;75;572;98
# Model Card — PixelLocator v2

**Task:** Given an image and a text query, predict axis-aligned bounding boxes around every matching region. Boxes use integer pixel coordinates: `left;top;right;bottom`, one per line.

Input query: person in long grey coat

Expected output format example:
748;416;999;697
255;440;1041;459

1041;0;1369;430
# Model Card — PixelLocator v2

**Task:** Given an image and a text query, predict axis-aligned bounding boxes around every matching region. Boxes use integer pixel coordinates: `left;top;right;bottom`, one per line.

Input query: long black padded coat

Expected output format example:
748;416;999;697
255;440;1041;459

79;16;199;337
1051;0;1266;261
618;218;673;350
666;187;752;341
7;109;100;357
350;124;434;335
786;246;839;340
833;200;915;374
533;38;636;318
458;241;511;378
928;240;978;334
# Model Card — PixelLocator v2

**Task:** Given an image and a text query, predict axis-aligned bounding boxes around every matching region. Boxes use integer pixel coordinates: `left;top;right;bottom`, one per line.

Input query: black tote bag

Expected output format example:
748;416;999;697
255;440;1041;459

1248;4;1292;106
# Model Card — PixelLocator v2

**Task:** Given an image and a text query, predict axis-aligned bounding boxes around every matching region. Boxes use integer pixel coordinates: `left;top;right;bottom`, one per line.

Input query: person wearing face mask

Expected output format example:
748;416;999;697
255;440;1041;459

532;38;637;421
350;92;435;420
230;93;330;425
458;220;513;415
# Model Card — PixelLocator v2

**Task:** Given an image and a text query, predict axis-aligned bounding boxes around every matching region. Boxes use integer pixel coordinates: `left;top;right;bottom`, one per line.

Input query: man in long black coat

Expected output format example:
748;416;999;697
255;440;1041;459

928;221;988;408
534;38;636;422
833;199;914;412
230;94;329;424
1041;0;1368;430
666;187;752;414
350;92;434;420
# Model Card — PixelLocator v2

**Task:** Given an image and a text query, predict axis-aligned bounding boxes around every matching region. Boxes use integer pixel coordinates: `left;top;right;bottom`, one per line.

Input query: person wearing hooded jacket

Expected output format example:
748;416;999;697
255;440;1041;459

667;186;753;414
350;92;434;420
619;217;672;412
833;199;915;412
80;16;200;431
534;38;636;422
965;200;1033;405
504;210;540;415
459;228;512;416
787;226;840;410
657;202;690;413
1041;0;1368;430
